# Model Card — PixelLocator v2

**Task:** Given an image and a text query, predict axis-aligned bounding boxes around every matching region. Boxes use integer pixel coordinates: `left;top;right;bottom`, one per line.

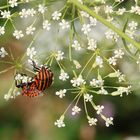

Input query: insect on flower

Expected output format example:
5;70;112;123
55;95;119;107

15;61;53;97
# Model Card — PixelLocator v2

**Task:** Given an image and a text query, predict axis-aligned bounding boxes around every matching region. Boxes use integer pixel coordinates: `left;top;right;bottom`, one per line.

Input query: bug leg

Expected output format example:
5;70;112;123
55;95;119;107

31;60;40;72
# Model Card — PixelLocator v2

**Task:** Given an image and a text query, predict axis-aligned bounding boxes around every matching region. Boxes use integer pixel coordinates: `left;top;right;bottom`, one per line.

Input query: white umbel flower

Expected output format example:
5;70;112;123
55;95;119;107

0;47;8;58
52;11;62;20
38;4;46;14
15;74;23;81
88;117;98;126
84;94;93;102
105;5;113;14
71;75;86;87
1;10;11;19
81;24;91;35
89;17;97;26
56;51;64;61
114;49;124;59
96;105;104;115
9;0;18;8
87;38;97;51
116;8;126;15
105;117;113;127
0;26;5;35
59;20;70;29
108;57;117;66
72;106;81;115
56;89;66;98
90;78;104;87
54;116;65;128
72;40;81;51
43;20;51;30
128;21;138;30
59;70;69;81
26;26;36;35
95;56;103;68
13;30;24;39
105;30;119;42
27;47;37;59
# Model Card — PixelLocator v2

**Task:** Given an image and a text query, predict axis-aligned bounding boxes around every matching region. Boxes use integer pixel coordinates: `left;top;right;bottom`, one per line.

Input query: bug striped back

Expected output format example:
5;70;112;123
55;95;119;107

34;66;53;91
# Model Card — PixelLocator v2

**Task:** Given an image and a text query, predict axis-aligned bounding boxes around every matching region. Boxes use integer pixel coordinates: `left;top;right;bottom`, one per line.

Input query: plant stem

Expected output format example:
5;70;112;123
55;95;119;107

69;0;140;50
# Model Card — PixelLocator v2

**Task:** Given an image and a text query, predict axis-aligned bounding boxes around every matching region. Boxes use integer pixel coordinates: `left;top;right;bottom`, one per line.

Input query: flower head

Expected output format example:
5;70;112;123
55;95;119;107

105;117;113;127
88;117;98;126
59;20;70;29
84;94;93;102
59;70;69;81
52;11;62;20
27;47;37;59
72;106;81;115
13;30;24;39
71;75;86;87
0;47;8;58
56;89;66;98
54;116;65;128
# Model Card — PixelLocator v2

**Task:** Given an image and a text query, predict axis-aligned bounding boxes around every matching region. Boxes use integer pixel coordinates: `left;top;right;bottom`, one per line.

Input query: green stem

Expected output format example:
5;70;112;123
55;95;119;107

69;0;140;50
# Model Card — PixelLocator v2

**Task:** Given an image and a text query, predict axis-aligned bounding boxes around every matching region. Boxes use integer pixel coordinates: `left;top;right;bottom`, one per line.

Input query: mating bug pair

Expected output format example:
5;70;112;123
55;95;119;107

15;61;53;97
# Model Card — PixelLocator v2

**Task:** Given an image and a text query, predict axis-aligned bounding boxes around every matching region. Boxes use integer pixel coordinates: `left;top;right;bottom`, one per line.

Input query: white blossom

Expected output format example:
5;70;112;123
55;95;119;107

59;20;70;29
19;8;36;18
38;4;46;14
1;10;11;19
0;47;8;58
56;89;66;98
72;40;81;51
15;74;23;81
105;30;119;42
56;51;64;61
88;117;98;126
54;116;65;128
26;26;36;35
128;21;138;30
108;57;117;66
13;30;24;39
59;70;69;81
89;17;97;26
27;47;37;59
98;87;108;95
71;75;86;87
116;8;126;15
9;0;18;8
105;117;113;127
80;11;89;18
84;94;93;102
72;106;81;115
96;105;104;115
118;86;131;96
114;49;124;59
95;56;103;68
43;20;51;30
22;76;28;83
27;8;36;17
0;26;5;35
105;5;113;14
52;11;62;20
87;38;97;51
130;6;140;15
90;78;104;87
81;24;91;35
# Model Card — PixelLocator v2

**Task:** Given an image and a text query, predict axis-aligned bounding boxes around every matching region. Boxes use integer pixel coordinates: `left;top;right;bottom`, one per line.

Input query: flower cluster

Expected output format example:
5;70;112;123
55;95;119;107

0;0;138;129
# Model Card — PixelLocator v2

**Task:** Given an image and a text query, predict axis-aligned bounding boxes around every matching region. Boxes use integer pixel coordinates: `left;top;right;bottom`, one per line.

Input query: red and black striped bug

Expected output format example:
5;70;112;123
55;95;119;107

15;61;53;97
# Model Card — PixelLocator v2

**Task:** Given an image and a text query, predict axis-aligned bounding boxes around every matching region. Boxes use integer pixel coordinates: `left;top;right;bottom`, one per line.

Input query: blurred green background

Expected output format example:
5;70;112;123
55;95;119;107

0;0;140;140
